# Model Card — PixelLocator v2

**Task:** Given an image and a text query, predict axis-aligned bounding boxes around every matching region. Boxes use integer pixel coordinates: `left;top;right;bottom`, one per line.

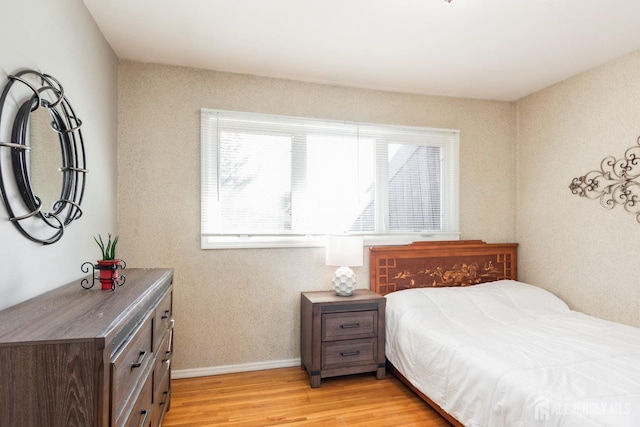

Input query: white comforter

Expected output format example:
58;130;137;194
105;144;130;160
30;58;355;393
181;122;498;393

385;280;640;427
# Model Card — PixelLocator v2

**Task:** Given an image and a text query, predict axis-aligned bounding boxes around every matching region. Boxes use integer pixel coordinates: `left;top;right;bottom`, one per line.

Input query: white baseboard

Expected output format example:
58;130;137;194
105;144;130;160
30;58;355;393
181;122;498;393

172;358;301;379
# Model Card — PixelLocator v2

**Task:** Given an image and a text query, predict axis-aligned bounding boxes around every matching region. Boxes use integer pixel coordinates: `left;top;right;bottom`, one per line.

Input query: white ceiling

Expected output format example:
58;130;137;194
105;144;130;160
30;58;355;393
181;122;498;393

83;0;640;101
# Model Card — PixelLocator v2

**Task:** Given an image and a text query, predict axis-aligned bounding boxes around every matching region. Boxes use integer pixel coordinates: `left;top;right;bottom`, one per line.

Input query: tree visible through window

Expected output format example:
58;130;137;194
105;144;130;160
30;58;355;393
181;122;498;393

201;110;459;248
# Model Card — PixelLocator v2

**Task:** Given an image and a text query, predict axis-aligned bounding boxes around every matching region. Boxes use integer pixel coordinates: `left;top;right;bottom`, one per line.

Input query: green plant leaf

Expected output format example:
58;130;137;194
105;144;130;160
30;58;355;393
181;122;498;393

94;233;118;260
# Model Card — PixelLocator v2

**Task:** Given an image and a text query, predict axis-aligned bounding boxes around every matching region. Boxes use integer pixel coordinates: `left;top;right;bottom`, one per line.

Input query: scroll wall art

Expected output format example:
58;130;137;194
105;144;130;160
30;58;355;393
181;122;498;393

569;135;640;223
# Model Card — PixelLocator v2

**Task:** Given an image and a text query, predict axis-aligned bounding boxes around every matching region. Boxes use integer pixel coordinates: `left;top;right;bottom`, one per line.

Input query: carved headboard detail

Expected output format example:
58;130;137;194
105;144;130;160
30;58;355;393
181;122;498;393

369;240;518;295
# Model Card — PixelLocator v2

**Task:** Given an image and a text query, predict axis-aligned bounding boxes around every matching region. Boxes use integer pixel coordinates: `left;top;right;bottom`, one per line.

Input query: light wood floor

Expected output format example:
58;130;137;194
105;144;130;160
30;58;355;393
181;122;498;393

162;367;452;426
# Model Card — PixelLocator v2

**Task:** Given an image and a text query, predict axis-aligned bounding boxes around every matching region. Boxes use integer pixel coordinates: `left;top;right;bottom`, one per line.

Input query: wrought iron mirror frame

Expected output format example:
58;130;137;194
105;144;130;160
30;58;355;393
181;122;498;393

569;135;640;223
0;69;87;244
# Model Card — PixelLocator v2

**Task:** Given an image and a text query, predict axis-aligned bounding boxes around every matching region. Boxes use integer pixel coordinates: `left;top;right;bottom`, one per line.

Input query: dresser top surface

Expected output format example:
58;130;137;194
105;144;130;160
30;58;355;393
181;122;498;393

0;268;173;345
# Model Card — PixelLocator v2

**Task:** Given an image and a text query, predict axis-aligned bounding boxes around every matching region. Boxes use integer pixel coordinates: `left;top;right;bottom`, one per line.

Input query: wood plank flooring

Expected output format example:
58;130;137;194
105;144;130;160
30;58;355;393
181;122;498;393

162;367;452;426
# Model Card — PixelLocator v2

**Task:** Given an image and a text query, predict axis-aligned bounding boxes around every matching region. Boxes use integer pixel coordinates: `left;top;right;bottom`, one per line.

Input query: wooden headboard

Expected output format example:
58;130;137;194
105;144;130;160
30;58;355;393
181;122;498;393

369;240;518;295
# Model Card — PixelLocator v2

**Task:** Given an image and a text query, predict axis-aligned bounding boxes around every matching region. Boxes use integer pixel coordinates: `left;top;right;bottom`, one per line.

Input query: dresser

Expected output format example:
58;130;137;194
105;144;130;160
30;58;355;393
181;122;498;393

0;268;174;427
300;290;386;388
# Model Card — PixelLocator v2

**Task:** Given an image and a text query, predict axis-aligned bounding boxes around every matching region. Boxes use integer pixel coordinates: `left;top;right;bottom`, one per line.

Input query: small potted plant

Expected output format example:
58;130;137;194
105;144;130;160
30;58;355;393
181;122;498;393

95;233;121;290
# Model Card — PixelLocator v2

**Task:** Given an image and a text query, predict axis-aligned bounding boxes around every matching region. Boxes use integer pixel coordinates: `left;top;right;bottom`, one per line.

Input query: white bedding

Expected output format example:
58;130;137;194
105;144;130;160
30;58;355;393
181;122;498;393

385;280;640;426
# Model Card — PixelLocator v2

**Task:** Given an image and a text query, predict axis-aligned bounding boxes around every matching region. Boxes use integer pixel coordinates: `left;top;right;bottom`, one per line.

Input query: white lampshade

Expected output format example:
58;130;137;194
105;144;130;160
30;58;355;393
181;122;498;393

326;235;363;297
325;235;363;267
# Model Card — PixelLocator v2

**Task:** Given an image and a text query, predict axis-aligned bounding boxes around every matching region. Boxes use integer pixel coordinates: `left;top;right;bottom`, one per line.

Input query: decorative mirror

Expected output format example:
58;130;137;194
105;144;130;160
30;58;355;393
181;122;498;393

0;70;87;244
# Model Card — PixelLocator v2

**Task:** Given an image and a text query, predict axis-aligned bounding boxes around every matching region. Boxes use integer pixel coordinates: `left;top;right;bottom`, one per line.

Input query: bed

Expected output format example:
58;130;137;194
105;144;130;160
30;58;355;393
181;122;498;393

369;240;640;427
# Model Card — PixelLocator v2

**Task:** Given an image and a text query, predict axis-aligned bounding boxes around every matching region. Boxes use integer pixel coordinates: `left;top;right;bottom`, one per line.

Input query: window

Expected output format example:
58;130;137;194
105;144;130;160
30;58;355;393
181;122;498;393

201;109;459;248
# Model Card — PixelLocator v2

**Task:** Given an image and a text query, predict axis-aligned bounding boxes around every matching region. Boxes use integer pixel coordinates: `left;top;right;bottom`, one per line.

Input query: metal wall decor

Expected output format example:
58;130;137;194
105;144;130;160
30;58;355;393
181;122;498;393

0;70;87;244
80;260;126;291
569;135;640;223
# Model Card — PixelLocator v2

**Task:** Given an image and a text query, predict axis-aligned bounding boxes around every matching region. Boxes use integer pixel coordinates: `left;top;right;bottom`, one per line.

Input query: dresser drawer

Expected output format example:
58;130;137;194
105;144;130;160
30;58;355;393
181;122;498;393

153;289;173;350
322;311;377;341
321;338;377;369
111;315;153;422
123;372;153;427
152;369;171;427
154;328;172;384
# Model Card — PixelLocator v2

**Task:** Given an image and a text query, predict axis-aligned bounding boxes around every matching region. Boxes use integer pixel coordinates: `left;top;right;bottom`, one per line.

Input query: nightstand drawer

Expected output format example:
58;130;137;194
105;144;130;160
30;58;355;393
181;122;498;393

322;338;377;369
322;311;377;341
301;290;386;387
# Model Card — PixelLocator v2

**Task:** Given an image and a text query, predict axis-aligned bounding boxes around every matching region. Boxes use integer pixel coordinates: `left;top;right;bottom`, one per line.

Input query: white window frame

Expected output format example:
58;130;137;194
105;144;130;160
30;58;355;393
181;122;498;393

201;109;460;249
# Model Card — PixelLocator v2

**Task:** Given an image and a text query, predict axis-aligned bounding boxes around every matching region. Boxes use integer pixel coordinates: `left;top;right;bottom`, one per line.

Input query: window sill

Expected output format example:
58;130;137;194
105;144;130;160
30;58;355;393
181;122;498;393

200;232;461;250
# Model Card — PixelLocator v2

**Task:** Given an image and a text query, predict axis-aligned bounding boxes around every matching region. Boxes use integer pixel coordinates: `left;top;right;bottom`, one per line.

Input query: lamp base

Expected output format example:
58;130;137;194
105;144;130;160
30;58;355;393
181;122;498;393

332;266;357;296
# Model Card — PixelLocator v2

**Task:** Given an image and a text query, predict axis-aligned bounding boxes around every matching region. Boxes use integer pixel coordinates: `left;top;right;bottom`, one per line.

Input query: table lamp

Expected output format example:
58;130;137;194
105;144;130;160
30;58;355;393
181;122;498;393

325;235;363;296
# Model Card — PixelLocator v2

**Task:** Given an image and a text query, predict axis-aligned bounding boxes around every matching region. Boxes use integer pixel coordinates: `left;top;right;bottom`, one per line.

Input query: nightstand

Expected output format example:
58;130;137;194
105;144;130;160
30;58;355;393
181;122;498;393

300;289;386;388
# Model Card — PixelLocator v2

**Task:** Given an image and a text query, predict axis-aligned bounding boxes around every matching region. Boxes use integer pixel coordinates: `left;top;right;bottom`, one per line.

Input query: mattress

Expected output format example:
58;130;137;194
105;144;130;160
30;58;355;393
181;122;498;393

385;280;640;426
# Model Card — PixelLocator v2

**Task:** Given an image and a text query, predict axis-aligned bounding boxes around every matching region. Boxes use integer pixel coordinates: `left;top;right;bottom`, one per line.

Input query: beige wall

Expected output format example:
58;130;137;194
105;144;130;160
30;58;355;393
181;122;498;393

516;50;640;328
0;0;118;310
117;61;516;371
4;0;637;381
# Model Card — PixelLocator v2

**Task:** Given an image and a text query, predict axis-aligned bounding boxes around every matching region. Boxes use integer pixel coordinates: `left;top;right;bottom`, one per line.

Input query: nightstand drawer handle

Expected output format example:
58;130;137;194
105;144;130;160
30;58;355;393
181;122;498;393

340;350;360;357
340;323;360;329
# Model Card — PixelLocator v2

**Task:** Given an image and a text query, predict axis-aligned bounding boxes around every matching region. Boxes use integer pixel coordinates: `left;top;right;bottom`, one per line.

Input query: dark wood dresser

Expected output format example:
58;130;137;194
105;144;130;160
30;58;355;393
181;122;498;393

0;268;174;427
300;289;386;388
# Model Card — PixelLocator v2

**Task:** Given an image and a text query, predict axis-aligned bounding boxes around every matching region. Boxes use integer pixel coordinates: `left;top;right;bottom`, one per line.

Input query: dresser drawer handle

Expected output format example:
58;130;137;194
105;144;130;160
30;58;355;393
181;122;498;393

131;351;147;369
340;323;360;329
161;309;171;319
340;350;360;357
159;390;169;406
138;408;150;427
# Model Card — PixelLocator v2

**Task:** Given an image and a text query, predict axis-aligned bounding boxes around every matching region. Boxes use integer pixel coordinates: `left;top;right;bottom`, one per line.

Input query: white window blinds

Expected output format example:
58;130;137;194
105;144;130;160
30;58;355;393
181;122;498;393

201;109;459;248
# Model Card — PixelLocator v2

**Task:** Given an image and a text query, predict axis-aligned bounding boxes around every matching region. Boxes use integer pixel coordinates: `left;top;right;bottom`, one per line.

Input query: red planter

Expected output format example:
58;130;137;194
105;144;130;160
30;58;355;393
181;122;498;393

97;260;121;290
